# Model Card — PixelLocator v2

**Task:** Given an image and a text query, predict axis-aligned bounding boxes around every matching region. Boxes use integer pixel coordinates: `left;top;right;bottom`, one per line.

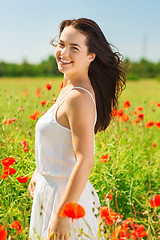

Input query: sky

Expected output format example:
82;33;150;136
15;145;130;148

0;0;160;63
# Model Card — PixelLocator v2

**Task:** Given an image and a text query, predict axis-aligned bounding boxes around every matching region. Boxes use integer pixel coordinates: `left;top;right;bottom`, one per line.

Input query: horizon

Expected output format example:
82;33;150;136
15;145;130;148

0;0;160;64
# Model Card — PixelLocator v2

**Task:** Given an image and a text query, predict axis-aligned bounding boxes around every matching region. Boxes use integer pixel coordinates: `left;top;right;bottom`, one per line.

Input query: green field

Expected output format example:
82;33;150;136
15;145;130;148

0;77;160;239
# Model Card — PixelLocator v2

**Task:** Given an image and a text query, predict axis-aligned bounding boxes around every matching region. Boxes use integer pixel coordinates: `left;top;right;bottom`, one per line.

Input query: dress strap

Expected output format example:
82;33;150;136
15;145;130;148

71;87;97;126
56;86;97;126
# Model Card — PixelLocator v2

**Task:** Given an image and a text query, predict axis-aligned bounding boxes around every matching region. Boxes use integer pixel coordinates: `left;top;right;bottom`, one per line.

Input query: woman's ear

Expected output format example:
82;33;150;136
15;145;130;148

88;53;96;63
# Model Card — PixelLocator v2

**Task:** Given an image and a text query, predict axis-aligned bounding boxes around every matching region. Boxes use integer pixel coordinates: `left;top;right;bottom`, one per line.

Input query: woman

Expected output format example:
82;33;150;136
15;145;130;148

28;18;126;240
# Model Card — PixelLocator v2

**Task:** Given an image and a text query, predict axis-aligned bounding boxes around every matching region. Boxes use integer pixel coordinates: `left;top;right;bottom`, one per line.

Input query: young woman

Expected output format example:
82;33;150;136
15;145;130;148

28;18;126;240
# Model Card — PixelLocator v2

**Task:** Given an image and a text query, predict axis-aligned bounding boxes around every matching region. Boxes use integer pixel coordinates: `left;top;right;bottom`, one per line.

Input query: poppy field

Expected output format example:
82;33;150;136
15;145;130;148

0;77;160;239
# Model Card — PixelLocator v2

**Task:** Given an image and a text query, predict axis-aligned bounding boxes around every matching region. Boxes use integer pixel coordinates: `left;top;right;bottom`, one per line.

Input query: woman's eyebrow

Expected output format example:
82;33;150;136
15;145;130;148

59;39;81;48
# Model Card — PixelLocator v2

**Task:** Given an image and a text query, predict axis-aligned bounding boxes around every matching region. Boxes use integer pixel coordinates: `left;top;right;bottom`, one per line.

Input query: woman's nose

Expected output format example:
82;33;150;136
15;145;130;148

61;47;69;57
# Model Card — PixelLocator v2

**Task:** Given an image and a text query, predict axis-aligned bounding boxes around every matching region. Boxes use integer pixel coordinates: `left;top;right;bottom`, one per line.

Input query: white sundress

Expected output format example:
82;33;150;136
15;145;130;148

29;87;101;240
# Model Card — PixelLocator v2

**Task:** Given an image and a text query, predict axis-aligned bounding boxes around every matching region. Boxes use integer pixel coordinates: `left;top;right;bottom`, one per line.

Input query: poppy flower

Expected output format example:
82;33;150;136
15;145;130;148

121;114;129;122
123;100;130;109
111;219;147;240
21;139;27;148
3;166;17;175
59;202;85;222
1;166;17;180
0;225;7;240
10;220;22;234
138;113;144;121
23;90;28;96
110;108;118;118
104;193;113;201
1;157;16;167
3;118;16;124
36;88;41;97
100;154;111;163
149;99;154;105
41;100;47;106
131;110;137;115
157;102;160;107
16;176;29;183
152;142;157;148
100;206;122;225
60;82;64;89
137;106;144;111
145;120;154;128
23;148;29;152
155;122;160;129
117;109;124;117
29;110;41;120
46;82;52;90
133;118;139;125
149;194;160;208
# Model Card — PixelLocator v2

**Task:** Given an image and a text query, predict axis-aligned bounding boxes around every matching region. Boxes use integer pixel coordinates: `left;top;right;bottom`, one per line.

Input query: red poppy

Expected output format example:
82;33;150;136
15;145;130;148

60;82;64;89
21;139;27;148
149;194;160;208
110;108;118;118
1;166;17;180
36;88;41;97
155;122;160;129
123;100;130;109
29;110;41;120
117;109;124;117
138;113;144;121
100;154;111;163
149;99;154;105
23;90;28;96
1;157;16;167
23;148;29;152
152;142;157;148
10;220;22;234
16;176;29;183
100;206;122;225
133;118;139;125
145;120;154;128
46;82;52;90
3;118;16;124
41;100;47;106
3;166;17;175
137;106;144;111
0;225;7;240
111;218;147;240
59;202;85;221
131;110;137;115
121;114;129;122
104;193;113;201
157;102;160;107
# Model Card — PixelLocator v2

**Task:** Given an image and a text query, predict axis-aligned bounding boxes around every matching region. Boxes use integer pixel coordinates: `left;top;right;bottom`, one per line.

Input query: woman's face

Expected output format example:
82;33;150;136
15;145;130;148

55;26;95;76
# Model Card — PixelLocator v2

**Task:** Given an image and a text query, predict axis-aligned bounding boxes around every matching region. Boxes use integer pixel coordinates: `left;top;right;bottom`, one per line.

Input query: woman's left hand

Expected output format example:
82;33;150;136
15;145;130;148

48;214;69;240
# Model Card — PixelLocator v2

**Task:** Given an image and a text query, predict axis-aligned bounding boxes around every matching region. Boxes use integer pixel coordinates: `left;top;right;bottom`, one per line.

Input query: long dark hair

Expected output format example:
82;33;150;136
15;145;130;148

51;18;126;134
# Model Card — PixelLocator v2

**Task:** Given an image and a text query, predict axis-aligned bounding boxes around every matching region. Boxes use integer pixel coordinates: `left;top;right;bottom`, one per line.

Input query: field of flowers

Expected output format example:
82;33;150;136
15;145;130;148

0;77;160;239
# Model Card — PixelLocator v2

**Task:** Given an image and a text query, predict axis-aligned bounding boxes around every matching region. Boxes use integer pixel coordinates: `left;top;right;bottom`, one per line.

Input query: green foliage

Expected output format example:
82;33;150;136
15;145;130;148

0;78;160;239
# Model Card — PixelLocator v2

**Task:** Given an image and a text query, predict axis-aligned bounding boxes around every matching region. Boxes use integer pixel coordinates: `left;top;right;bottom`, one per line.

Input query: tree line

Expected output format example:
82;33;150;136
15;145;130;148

0;56;160;80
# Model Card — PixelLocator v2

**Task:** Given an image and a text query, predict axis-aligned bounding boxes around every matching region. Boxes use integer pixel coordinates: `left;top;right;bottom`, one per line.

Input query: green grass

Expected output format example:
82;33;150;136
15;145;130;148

0;77;160;239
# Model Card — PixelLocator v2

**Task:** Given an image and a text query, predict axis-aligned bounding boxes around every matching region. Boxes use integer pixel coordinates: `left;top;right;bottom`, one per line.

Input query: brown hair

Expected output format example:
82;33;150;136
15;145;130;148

51;18;126;134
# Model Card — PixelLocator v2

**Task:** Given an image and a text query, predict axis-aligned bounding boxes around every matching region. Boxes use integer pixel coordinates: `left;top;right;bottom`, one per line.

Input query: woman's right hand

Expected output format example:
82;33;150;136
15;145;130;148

28;168;38;198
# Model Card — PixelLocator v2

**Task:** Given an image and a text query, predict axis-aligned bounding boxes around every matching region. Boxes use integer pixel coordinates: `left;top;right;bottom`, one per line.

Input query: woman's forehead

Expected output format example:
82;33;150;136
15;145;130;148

60;26;87;45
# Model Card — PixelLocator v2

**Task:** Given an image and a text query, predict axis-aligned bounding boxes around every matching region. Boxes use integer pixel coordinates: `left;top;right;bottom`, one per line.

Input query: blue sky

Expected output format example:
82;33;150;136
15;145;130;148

0;0;160;63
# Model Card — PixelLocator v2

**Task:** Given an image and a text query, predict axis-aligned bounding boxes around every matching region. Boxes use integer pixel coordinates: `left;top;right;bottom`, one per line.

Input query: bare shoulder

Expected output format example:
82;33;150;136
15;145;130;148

65;88;95;127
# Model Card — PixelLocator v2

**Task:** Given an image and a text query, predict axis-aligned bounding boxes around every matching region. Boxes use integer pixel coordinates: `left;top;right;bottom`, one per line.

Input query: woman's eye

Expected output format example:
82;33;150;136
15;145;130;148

71;47;78;51
58;42;65;47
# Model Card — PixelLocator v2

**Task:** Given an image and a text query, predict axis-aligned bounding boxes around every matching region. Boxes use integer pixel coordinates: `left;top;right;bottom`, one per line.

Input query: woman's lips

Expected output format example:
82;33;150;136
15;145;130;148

59;58;73;65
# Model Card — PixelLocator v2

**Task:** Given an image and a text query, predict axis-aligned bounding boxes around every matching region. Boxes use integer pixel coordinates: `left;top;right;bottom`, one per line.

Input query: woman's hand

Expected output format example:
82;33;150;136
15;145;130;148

28;168;38;198
48;214;69;240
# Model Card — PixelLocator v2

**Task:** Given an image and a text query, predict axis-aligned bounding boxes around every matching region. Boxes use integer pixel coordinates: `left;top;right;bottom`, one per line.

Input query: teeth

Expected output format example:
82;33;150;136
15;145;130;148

60;58;72;64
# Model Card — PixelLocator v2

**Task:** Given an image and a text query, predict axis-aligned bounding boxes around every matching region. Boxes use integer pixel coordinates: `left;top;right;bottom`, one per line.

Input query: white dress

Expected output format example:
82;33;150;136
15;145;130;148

29;87;101;240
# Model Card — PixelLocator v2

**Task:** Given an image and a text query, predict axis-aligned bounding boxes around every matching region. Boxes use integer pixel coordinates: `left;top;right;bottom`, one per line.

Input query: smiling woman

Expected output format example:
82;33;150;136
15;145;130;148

28;18;126;240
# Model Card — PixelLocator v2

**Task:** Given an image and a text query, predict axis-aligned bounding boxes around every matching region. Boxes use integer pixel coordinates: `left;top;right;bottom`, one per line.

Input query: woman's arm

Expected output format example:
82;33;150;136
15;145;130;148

48;90;96;239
